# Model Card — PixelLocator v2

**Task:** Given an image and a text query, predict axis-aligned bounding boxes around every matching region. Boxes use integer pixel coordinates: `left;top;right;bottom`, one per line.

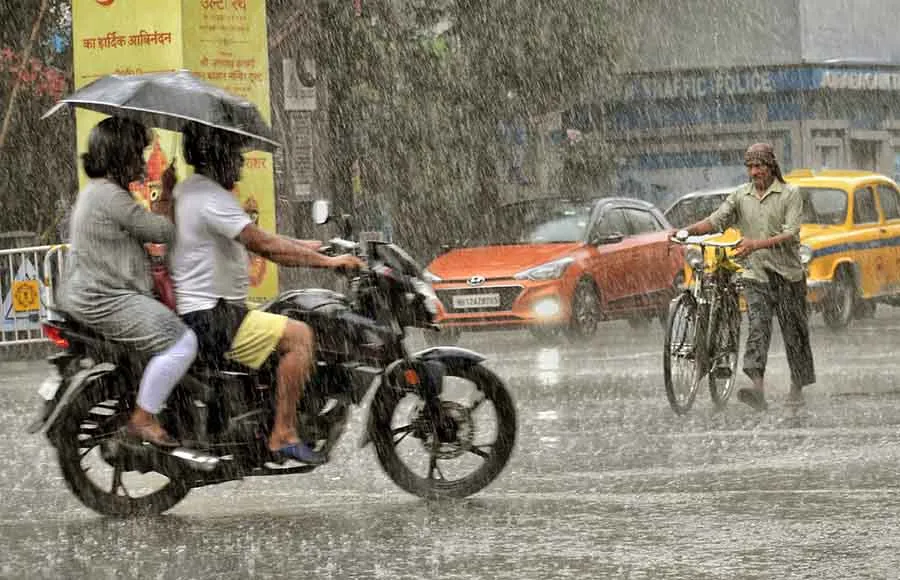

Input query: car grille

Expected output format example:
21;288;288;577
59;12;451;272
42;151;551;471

436;285;523;313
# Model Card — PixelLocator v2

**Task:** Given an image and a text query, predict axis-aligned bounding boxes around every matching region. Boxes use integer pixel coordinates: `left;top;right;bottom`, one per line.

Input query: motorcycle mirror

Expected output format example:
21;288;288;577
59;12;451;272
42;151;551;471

312;200;331;225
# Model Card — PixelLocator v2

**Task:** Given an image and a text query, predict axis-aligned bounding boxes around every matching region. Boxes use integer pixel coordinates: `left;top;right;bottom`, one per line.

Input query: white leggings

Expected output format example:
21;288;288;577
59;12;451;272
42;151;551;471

136;329;198;414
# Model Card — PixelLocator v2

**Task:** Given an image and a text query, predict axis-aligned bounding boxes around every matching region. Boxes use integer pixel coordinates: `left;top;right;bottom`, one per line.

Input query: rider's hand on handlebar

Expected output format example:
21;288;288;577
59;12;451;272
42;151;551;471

330;254;365;275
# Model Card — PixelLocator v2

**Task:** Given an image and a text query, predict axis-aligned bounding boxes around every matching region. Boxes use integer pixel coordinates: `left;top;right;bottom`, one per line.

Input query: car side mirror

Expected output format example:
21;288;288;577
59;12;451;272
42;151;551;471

312;200;331;225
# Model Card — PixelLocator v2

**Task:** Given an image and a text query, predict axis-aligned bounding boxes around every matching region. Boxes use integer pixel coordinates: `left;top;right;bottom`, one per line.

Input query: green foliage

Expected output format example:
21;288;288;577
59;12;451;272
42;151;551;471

0;0;74;242
315;0;621;260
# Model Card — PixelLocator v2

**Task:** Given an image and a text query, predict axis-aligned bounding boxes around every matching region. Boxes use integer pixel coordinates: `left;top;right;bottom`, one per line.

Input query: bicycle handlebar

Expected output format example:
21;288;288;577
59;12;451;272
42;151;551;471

669;235;743;248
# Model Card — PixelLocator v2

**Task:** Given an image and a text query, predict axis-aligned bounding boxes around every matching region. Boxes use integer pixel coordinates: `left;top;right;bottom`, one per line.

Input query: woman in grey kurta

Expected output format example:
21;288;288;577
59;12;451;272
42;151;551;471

61;117;198;447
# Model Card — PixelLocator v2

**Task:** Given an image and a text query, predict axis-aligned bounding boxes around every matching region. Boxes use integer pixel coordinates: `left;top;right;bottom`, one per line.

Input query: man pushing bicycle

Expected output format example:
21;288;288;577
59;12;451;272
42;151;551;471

675;142;815;410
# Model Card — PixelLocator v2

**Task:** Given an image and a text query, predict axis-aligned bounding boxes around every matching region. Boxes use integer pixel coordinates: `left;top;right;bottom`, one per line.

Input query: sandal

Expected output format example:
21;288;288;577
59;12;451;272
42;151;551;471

271;441;327;465
125;421;181;448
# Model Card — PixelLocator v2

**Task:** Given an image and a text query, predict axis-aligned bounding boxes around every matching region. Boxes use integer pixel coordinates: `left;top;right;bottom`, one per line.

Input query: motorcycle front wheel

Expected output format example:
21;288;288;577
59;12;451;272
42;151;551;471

370;363;516;500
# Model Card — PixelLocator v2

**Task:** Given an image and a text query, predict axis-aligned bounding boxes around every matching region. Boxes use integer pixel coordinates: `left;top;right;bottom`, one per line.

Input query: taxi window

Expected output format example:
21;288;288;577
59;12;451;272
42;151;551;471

802;188;847;225
877;185;900;220
853;188;879;224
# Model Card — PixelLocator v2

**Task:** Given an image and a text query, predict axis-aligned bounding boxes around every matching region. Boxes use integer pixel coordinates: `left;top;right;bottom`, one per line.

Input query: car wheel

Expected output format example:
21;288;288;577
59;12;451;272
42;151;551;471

823;269;855;330
565;279;601;342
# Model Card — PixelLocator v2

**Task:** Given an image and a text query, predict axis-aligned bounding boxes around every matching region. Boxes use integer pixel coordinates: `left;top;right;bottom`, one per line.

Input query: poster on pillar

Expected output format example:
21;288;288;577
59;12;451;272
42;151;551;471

182;0;277;301
72;0;183;204
72;0;278;301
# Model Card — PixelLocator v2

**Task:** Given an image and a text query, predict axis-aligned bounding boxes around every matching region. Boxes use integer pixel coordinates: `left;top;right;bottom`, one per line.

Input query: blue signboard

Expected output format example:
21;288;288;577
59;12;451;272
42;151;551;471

616;67;900;101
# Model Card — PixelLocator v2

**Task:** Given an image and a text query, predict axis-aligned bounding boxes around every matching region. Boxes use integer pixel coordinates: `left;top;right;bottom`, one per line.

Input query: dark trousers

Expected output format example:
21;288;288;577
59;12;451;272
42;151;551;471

742;271;816;388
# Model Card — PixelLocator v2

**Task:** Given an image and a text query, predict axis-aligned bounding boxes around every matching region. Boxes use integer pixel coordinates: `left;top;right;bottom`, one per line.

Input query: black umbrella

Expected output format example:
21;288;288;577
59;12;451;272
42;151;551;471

42;69;280;152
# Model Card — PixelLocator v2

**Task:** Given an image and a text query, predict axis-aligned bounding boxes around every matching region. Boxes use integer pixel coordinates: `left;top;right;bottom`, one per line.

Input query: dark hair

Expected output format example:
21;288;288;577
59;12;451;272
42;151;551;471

182;122;245;169
81;117;151;181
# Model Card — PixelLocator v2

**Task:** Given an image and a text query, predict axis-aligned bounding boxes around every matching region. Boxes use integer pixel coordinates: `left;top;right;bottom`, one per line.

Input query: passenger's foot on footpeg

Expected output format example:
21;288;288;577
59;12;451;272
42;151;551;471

125;421;180;448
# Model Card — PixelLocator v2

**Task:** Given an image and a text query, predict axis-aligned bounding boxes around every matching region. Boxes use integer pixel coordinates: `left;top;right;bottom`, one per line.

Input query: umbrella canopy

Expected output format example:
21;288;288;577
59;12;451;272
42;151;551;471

42;69;280;152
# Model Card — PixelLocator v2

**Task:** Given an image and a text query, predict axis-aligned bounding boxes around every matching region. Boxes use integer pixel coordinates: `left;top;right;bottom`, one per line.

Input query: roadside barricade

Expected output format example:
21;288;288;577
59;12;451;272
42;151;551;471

0;244;68;347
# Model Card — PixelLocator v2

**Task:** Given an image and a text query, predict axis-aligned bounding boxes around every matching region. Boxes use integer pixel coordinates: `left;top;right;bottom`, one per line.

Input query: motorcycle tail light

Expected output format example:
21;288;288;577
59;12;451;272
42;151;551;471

42;324;69;349
404;369;420;385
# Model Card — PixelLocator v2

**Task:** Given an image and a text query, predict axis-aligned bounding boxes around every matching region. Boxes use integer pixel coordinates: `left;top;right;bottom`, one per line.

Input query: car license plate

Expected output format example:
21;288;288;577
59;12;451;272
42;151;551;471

452;293;501;309
38;372;62;401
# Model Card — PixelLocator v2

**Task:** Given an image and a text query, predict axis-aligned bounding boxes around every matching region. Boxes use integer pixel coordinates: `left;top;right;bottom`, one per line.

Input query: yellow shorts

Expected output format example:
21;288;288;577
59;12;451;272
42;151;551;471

226;310;289;370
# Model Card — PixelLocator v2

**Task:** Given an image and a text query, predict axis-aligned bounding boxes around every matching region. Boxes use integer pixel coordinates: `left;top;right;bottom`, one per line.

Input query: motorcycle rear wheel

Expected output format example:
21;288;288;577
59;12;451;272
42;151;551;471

54;377;190;517
370;363;516;500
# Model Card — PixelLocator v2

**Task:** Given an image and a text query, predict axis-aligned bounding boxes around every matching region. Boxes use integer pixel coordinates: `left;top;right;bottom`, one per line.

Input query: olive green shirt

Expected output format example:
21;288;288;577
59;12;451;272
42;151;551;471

707;180;804;283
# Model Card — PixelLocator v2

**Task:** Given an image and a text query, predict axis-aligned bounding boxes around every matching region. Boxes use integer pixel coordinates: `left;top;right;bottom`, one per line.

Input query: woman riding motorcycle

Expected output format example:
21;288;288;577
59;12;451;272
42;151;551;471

60;117;198;447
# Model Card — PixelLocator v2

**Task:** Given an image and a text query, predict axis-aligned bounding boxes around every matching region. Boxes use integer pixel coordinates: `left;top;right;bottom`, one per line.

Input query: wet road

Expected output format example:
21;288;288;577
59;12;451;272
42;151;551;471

3;311;900;579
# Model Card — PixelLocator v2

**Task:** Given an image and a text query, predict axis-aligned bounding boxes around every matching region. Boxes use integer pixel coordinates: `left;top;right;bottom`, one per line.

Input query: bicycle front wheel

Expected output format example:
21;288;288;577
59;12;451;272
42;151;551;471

708;294;741;408
663;293;703;415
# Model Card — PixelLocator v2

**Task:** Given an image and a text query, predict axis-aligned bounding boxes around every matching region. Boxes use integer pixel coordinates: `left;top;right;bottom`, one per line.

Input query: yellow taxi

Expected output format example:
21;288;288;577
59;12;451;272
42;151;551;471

787;168;900;329
667;170;900;330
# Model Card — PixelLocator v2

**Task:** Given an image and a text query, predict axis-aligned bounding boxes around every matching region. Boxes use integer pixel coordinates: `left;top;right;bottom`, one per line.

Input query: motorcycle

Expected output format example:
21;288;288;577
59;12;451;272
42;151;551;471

27;201;517;517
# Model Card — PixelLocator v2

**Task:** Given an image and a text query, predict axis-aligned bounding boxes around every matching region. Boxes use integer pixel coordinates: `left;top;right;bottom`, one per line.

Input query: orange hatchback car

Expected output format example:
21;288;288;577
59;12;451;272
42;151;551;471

424;197;685;343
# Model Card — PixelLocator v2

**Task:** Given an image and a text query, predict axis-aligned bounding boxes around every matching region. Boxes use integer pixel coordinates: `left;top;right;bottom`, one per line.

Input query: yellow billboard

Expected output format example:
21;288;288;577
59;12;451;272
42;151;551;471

182;0;276;297
71;0;277;300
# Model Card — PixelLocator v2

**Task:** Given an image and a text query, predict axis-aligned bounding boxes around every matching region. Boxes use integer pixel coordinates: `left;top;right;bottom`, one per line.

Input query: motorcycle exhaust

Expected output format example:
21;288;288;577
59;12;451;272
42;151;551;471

119;439;221;473
168;447;221;472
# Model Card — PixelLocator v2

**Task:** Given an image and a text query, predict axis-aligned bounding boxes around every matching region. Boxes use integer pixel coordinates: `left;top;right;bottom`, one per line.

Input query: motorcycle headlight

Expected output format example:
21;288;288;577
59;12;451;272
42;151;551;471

514;257;575;281
799;245;813;266
684;247;704;270
422;269;442;283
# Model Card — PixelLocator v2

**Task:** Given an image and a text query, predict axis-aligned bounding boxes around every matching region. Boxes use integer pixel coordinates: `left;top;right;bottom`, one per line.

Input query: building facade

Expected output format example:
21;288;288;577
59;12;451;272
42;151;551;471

576;0;900;205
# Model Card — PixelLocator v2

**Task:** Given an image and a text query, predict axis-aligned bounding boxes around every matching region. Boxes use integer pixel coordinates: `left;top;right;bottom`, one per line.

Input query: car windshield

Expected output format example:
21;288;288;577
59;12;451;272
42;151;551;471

801;188;848;225
665;194;729;228
493;200;593;244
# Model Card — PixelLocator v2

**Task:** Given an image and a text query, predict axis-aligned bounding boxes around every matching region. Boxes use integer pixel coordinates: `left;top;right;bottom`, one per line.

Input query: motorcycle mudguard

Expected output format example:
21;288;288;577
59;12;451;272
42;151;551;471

358;346;487;448
40;362;117;439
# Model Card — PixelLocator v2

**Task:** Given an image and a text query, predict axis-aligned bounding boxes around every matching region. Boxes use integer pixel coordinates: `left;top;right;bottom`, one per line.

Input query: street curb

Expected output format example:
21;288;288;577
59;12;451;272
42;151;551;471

0;359;50;373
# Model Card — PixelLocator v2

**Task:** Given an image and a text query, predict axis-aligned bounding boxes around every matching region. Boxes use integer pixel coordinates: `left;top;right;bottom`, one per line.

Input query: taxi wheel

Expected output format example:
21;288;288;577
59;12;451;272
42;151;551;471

565;279;601;342
823;271;855;330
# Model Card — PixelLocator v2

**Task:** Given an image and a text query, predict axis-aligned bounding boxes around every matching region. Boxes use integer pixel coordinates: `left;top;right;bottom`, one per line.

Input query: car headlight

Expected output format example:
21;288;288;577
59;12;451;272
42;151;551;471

799;245;813;266
422;268;442;283
684;247;704;270
514;257;575;281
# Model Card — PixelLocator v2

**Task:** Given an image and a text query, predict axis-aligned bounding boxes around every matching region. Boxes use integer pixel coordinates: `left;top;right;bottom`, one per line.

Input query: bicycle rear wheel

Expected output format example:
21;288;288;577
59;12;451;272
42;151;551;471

708;294;741;408
663;293;703;415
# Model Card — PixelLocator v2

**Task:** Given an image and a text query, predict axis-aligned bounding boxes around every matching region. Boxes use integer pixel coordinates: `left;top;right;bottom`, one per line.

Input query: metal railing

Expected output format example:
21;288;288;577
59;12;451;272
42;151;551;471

0;244;68;346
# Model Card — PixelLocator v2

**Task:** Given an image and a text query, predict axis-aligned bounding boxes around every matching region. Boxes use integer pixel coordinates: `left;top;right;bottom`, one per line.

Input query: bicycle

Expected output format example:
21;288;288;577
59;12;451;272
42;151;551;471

663;233;744;415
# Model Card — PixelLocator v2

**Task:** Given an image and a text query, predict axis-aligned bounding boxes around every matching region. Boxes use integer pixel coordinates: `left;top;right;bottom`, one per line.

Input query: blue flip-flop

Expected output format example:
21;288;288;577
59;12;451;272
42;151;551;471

273;441;327;465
